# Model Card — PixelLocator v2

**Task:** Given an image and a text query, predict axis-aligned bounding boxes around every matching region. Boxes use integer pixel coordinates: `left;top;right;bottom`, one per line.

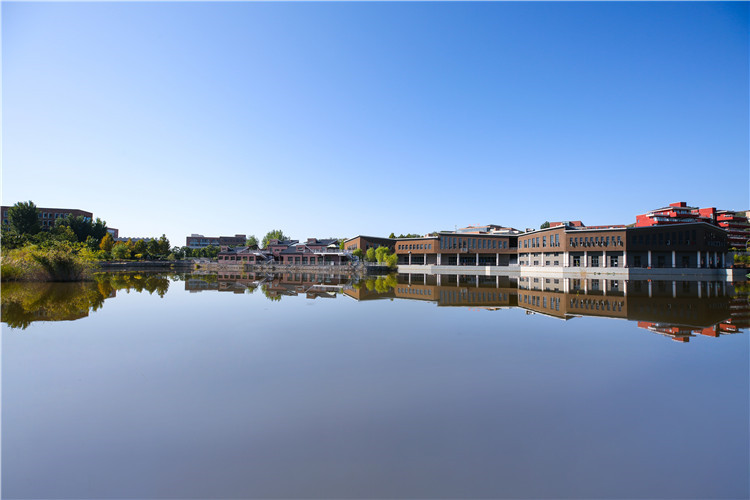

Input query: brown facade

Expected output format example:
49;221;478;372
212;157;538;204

517;223;730;269
1;206;93;230
343;236;395;252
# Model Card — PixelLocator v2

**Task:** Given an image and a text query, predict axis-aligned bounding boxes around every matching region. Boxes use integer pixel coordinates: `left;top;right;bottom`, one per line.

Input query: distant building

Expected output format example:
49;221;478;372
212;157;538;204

1;205;93;230
186;233;246;249
106;227;119;239
343;235;395;253
636;202;749;249
456;224;522;235
278;238;349;265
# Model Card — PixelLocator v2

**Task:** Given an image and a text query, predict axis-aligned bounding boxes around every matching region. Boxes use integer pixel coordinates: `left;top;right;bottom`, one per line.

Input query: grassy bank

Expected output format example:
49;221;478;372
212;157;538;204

1;244;98;282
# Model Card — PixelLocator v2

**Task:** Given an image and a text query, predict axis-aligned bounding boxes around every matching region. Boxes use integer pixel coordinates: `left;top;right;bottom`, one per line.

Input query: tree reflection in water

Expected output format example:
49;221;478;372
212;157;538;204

1;273;171;329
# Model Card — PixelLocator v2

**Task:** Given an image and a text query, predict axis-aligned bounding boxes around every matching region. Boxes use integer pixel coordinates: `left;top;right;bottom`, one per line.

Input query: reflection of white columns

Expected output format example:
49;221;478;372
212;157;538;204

584;279;588;293
437;274;441;286
648;250;652;268
408;273;412;285
648;281;652;298
672;280;676;298
696;251;701;268
563;279;570;293
603;281;608;295
496;276;499;287
697;281;702;298
476;275;479;287
672;251;676;268
457;253;460;266
623;280;628;296
714;252;718;267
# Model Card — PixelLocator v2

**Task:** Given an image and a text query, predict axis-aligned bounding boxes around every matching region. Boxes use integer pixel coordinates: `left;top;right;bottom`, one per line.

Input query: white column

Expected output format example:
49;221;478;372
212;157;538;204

436;274;441;286
475;253;479;266
438;253;442;266
409;253;412;265
563;251;569;267
457;253;460;266
584;251;588;267
541;252;545;267
603;252;607;268
672;251;676;268
697;251;701;268
623;280;628;296
496;276;499;287
603;281;608;295
714;252;718;267
496;253;499;266
476;276;479;287
647;250;652;268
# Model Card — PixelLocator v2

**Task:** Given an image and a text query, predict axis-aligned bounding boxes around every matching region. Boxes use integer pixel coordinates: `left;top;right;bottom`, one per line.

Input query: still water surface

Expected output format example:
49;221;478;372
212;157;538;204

3;272;749;499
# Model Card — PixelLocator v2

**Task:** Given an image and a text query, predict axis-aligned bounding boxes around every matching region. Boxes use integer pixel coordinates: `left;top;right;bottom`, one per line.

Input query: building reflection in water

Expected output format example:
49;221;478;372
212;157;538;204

195;271;748;343
4;271;745;343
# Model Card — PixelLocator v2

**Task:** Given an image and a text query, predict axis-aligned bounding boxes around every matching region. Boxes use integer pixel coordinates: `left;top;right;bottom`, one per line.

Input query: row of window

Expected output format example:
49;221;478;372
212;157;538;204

631;230;697;247
439;237;508;250
522;234;561;248
398;243;433;250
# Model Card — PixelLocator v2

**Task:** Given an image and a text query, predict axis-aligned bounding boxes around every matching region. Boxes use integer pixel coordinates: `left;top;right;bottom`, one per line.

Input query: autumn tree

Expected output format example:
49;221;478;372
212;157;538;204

99;233;114;252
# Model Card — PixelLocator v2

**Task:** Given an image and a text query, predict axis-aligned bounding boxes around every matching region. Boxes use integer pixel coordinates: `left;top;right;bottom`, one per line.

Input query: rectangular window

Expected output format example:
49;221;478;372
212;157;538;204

542;236;547;247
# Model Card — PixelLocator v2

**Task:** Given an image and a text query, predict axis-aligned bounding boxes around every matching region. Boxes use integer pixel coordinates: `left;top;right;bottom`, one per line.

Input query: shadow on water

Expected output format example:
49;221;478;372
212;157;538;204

1;272;171;329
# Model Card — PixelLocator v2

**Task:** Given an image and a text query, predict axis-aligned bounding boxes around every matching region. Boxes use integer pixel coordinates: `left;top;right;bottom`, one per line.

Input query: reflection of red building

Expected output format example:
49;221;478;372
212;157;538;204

636;202;749;249
637;320;743;343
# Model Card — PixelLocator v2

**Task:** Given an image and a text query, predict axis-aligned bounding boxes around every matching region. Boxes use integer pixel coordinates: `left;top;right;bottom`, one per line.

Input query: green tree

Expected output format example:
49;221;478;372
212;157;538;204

157;234;170;256
388;233;396;239
365;247;376;262
112;242;131;260
56;215;108;243
246;235;259;248
386;253;398;268
99;233;114;252
262;230;287;249
352;248;364;259
132;239;147;259
375;246;390;263
7;201;41;235
540;221;550;229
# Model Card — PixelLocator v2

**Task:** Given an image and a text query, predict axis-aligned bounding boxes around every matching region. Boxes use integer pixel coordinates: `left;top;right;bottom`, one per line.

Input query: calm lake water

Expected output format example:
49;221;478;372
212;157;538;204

2;272;749;499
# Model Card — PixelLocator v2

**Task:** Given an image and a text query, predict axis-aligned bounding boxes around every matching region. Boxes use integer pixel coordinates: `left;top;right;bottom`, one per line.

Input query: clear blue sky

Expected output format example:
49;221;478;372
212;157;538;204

3;1;748;246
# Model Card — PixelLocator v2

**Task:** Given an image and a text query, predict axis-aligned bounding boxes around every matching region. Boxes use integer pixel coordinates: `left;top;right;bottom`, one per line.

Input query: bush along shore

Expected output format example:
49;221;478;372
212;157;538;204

1;243;98;282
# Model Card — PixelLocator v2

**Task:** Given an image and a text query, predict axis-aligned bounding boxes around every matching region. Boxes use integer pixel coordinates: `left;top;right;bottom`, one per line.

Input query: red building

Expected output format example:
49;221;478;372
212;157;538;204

636;202;749;249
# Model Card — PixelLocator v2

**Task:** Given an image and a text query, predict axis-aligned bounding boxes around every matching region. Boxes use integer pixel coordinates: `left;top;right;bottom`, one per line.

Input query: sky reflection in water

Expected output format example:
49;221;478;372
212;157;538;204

2;272;748;499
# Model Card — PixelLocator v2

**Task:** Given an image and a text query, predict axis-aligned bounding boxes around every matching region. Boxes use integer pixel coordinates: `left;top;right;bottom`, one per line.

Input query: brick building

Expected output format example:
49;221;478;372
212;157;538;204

1;205;93;230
